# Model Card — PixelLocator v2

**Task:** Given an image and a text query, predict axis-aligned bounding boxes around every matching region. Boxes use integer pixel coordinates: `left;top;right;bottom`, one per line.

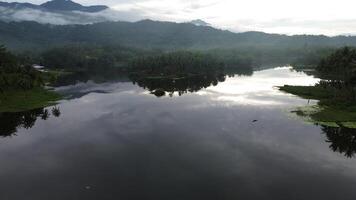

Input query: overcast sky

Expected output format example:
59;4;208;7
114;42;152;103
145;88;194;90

4;0;356;35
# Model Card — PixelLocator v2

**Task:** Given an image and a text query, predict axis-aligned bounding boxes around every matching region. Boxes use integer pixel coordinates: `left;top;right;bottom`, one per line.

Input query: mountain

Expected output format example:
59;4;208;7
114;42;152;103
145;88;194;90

40;0;108;12
0;2;41;10
1;20;356;51
189;19;211;27
0;0;108;12
0;0;113;25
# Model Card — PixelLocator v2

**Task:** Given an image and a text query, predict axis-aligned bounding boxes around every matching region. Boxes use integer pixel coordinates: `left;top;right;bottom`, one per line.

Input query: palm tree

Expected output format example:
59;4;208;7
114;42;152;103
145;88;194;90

52;107;61;117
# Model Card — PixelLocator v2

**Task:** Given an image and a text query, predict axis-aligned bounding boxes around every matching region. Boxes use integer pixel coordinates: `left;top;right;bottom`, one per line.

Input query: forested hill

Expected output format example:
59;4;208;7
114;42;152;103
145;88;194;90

1;20;356;51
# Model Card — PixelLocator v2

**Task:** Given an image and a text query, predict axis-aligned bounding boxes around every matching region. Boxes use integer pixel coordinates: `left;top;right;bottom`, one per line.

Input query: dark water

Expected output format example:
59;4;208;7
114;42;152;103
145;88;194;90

1;67;356;200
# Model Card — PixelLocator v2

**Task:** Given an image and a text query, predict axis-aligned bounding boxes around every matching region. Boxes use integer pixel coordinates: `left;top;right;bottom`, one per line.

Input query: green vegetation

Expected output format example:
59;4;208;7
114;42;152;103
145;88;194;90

280;85;356;123
0;106;61;137
0;46;43;91
37;48;252;91
40;45;153;71
291;47;335;68
129;51;229;97
0;20;352;68
279;85;332;100
317;46;356;85
281;47;356;126
0;88;61;112
3;20;356;52
129;51;224;77
0;45;62;112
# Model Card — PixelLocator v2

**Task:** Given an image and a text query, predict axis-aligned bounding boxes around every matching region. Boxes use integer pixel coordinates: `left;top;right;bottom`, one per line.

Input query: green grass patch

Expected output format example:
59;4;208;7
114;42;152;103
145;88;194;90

41;69;73;85
290;106;356;127
279;85;333;99
311;106;356;122
280;85;356;126
0;88;62;113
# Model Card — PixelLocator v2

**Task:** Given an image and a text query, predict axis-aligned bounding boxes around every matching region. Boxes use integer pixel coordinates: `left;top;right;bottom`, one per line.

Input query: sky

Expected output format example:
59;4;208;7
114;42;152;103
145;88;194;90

3;0;356;36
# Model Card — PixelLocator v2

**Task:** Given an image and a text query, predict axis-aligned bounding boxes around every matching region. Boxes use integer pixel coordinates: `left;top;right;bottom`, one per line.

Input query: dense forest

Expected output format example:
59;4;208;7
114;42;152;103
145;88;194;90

0;45;43;91
0;45;61;112
280;46;356;123
317;47;356;83
313;47;356;102
129;51;224;76
1;20;356;51
129;51;235;97
0;20;348;68
21;44;330;73
22;45;256;73
39;45;154;71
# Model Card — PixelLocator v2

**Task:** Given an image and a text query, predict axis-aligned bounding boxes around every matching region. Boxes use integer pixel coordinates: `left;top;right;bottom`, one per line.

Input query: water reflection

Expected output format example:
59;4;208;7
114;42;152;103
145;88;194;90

53;70;129;87
1;67;356;199
0;107;61;138
320;125;356;158
129;68;253;97
130;73;226;97
204;67;319;106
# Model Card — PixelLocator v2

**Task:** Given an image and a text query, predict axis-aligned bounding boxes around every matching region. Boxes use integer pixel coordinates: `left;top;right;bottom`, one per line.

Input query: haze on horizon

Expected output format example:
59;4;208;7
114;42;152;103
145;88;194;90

3;0;356;36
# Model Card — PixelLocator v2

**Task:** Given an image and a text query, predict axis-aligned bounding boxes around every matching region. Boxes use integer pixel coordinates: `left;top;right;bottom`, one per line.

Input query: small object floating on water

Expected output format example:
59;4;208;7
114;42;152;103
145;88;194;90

252;120;258;123
152;89;166;97
85;186;91;190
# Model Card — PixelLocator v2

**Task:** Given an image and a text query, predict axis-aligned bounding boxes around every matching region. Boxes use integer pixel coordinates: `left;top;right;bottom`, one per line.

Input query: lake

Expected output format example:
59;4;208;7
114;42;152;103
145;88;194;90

1;67;356;200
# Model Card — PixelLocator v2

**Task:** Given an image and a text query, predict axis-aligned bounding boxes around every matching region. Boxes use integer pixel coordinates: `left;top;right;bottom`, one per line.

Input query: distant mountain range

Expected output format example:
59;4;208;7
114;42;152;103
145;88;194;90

1;19;356;52
189;19;211;27
0;0;214;27
0;0;108;12
1;0;356;53
0;0;118;24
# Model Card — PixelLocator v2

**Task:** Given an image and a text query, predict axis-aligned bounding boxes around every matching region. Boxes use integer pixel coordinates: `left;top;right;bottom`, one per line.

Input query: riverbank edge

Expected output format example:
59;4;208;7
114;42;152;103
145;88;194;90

0;88;62;113
279;85;356;128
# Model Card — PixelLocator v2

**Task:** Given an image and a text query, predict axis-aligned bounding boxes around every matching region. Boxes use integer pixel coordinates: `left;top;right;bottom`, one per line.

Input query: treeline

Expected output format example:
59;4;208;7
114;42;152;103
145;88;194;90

311;46;356;102
37;45;337;71
206;47;335;68
317;47;356;83
34;46;255;74
291;47;335;67
4;43;342;75
129;51;225;77
0;45;43;91
38;45;155;71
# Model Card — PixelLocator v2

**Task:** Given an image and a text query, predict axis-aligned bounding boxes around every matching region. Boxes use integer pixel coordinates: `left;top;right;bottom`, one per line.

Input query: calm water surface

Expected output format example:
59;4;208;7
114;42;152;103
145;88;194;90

1;67;356;200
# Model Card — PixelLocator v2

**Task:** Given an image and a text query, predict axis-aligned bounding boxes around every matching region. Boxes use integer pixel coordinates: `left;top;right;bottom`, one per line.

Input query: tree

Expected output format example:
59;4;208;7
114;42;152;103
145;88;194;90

317;46;356;84
0;45;44;91
316;47;356;100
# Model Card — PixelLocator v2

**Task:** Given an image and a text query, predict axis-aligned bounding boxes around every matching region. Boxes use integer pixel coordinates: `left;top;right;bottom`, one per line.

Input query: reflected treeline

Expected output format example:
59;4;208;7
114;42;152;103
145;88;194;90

224;67;253;77
130;73;226;97
52;69;130;87
0;107;61;138
130;68;252;97
128;51;253;97
320;125;356;158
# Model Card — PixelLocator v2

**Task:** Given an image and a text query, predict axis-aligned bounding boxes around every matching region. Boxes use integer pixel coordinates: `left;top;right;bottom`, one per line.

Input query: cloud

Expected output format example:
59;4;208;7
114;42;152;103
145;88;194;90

3;0;356;35
224;18;356;36
0;6;141;25
107;0;356;35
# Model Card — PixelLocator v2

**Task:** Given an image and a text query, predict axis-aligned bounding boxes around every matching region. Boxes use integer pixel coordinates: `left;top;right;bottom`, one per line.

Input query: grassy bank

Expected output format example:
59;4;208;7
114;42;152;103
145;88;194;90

279;85;356;127
0;88;62;113
279;85;332;99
